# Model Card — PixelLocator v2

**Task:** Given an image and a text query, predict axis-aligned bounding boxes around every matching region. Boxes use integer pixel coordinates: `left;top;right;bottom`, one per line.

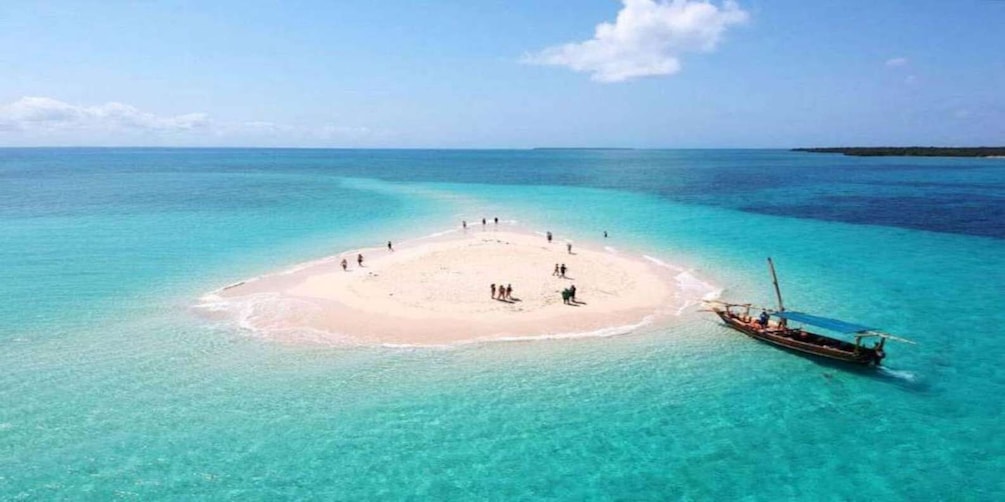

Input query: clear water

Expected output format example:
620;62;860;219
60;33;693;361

1;149;1002;499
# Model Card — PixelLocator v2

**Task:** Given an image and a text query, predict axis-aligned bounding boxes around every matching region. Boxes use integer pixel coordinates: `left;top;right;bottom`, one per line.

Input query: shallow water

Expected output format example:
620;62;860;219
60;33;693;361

1;149;1002;499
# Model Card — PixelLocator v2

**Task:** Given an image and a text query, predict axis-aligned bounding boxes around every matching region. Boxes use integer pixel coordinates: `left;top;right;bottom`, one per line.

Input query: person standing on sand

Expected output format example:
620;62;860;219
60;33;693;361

491;283;497;299
341;258;348;271
567;242;572;254
560;263;567;278
387;241;393;251
553;263;560;276
561;288;570;305
357;253;364;266
570;285;577;303
506;284;513;300
547;231;553;243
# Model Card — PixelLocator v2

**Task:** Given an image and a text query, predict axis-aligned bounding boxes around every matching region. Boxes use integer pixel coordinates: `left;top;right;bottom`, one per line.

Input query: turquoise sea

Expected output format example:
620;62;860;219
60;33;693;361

1;148;1003;499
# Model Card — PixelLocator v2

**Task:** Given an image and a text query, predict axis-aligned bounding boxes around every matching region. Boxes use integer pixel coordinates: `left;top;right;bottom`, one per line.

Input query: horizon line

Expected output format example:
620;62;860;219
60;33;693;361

0;145;791;151
2;145;1000;151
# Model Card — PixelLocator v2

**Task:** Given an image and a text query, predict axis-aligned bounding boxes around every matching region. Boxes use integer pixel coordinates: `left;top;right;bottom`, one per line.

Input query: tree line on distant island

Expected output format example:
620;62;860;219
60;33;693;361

792;147;1005;158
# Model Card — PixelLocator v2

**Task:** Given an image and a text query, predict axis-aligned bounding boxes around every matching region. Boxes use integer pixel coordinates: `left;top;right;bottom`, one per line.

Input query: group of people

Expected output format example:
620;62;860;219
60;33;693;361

552;263;568;278
340;237;398;271
463;217;500;229
561;285;578;305
336;223;609;310
491;283;514;301
543;231;577;254
340;253;365;271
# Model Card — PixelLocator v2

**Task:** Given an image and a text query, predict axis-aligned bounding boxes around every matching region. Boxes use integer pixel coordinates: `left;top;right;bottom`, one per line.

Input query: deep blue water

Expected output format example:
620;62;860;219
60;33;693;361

0;148;1002;499
5;148;1002;237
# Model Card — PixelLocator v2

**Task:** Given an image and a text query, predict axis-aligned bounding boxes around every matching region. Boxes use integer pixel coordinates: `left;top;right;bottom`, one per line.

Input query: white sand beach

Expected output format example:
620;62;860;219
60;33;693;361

204;228;710;346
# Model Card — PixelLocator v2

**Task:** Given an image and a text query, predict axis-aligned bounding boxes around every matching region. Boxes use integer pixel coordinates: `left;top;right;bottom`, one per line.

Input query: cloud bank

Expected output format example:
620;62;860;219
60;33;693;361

0;97;377;146
0;97;209;133
523;0;748;83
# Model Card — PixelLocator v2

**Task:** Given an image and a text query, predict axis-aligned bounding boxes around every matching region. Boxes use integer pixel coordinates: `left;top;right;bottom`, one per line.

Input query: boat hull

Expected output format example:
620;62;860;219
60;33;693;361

713;309;882;366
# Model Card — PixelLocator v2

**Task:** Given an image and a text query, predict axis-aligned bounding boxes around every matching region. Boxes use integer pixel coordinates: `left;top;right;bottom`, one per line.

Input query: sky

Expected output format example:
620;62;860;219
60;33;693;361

0;0;1003;148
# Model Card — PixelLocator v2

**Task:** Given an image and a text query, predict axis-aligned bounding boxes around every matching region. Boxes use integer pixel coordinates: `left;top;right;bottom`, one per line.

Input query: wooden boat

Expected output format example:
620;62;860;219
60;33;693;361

708;258;913;366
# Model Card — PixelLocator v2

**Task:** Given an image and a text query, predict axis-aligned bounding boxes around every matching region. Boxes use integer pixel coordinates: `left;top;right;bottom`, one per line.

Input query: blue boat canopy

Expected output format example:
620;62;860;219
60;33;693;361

770;311;875;334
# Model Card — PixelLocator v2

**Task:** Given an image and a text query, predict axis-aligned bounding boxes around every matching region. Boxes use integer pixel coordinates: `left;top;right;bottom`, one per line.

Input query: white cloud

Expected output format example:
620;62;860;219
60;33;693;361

0;96;377;146
0;96;209;133
522;0;748;83
885;57;908;67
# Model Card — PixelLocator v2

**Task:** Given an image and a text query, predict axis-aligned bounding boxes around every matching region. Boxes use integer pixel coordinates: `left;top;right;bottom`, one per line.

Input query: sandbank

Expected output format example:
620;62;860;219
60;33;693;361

199;226;715;346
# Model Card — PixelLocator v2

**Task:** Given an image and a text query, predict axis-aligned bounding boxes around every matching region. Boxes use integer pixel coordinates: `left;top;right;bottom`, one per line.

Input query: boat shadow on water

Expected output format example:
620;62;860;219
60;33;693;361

807;353;928;391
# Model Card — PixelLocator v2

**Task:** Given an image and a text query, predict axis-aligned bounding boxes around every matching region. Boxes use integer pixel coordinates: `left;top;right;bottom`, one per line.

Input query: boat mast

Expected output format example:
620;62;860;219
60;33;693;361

767;257;785;312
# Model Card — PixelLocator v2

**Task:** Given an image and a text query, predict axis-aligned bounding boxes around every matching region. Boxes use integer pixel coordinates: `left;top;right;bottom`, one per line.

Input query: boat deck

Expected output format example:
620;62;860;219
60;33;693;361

715;309;880;365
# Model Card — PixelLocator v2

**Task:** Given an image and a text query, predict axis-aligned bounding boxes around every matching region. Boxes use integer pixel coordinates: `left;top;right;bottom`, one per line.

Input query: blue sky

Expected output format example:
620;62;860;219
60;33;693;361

1;0;1002;148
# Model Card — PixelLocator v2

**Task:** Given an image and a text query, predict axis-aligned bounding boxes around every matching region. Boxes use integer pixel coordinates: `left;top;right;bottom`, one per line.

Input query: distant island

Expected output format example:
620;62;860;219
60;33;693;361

793;147;1005;158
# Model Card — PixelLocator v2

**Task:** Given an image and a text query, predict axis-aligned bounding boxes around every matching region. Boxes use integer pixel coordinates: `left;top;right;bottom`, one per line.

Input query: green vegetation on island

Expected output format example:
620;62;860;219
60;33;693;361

793;147;1005;158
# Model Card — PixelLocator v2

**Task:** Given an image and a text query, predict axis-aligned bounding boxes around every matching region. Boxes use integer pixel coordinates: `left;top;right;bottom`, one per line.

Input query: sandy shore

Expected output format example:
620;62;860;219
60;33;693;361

200;227;715;346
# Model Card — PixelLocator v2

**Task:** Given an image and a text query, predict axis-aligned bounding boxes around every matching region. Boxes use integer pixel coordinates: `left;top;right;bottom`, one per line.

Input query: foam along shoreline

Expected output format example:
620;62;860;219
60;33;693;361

198;226;718;346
